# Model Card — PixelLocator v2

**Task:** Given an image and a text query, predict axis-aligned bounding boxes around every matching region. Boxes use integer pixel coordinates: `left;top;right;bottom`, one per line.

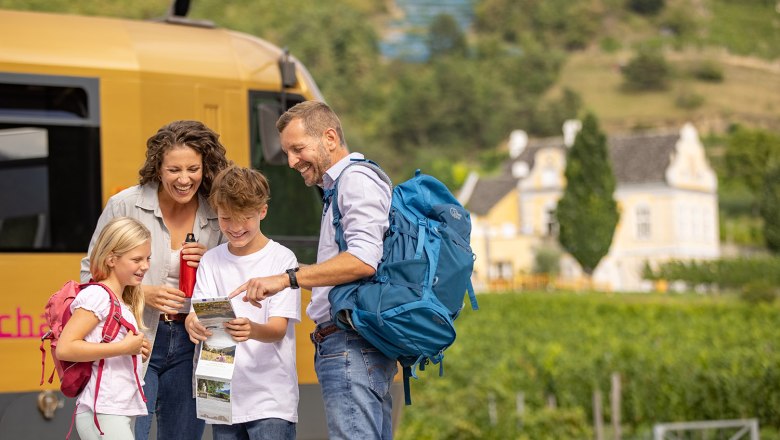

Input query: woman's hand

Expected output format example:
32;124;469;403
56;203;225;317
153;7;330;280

143;285;185;313
122;331;146;357
225;317;253;343
181;242;207;269
185;312;212;344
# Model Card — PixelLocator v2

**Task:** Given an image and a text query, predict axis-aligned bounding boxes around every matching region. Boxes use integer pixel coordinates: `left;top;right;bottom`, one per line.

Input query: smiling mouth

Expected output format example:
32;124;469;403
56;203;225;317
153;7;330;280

174;184;192;193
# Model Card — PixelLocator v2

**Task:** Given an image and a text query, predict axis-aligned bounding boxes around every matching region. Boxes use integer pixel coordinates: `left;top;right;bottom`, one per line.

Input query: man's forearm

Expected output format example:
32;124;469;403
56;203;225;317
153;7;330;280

296;252;375;289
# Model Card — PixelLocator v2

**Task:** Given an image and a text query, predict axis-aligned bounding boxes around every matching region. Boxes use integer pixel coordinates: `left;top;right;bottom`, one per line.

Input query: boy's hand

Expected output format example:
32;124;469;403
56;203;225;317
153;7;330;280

225;317;253;342
185;312;212;344
123;331;146;356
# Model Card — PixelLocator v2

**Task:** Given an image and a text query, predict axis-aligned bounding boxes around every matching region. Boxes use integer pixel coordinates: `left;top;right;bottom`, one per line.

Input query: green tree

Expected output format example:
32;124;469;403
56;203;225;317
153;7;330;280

427;13;467;58
556;113;619;274
760;165;780;252
627;0;665;15
622;46;669;90
724;125;780;196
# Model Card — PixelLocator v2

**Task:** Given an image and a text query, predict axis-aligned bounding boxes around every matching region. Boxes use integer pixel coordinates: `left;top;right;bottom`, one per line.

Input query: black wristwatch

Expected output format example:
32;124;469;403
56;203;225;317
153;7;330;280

286;267;300;289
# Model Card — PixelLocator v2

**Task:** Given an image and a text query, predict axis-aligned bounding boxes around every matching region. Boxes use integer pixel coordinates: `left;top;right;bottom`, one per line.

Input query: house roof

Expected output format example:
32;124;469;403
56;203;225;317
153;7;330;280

464;175;517;216
609;132;679;184
467;129;683;215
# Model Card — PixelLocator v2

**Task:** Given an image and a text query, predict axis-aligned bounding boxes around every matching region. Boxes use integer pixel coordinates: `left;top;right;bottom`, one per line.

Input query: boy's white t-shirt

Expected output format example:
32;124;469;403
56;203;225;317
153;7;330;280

193;240;301;424
70;284;147;416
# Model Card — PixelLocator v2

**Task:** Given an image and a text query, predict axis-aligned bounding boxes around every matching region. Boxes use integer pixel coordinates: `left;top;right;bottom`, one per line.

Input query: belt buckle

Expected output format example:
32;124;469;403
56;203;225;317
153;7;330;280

163;313;174;322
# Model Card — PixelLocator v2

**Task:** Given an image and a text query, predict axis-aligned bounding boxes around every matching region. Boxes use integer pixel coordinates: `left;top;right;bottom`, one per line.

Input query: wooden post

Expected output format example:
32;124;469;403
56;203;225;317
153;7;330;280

516;392;525;430
488;392;498;427
593;390;604;440
611;373;621;440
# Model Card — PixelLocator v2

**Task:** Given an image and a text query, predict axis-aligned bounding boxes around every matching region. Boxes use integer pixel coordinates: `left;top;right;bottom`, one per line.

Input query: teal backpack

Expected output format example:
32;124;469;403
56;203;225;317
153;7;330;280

325;159;478;404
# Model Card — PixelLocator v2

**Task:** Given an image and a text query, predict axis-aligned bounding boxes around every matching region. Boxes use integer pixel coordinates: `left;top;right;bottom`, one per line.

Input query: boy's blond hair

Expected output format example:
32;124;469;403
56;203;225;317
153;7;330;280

209;165;271;219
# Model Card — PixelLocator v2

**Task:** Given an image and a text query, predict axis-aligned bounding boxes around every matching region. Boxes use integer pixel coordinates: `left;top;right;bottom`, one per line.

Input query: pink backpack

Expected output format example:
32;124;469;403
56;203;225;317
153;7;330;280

39;281;146;437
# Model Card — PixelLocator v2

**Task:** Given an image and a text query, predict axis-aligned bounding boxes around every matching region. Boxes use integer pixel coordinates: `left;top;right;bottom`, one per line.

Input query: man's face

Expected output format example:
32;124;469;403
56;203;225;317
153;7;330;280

280;118;332;187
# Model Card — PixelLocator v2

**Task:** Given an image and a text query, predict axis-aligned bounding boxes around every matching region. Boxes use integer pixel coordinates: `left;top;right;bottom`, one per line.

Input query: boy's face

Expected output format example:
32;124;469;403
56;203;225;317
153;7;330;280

218;205;268;256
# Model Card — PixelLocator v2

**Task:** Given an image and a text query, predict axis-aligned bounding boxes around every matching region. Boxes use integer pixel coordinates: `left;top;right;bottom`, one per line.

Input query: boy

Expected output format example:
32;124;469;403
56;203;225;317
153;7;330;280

184;165;300;440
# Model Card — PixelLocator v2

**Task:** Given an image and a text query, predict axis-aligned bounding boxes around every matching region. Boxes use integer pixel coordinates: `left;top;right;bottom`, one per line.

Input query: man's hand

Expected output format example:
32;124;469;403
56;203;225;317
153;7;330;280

143;285;185;314
228;274;288;308
184;312;212;344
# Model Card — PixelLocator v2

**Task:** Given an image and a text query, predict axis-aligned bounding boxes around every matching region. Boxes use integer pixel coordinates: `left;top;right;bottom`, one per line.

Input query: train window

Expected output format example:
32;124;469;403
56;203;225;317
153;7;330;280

249;92;321;263
0;74;101;252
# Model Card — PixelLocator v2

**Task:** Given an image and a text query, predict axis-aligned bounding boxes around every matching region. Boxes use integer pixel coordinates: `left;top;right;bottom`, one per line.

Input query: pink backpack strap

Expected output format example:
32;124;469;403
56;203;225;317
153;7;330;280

65;402;79;440
92;358;106;435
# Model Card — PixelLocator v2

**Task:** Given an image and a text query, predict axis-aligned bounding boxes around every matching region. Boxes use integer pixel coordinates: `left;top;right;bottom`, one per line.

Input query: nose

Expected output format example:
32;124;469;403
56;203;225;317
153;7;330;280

287;152;298;169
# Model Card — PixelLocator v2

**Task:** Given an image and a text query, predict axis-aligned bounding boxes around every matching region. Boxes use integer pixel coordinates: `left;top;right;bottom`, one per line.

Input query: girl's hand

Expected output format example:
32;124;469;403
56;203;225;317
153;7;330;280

181;242;207;269
122;331;146;357
185;312;212;344
225;317;253;343
141;337;151;362
143;285;185;314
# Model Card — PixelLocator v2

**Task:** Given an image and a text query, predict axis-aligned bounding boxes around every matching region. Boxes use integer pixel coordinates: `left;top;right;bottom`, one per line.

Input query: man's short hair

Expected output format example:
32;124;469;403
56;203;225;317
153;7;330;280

209;165;270;219
276;101;346;147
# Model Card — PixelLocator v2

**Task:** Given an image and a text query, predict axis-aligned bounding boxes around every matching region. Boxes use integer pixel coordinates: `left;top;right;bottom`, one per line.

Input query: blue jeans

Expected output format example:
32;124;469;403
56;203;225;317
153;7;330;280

212;418;295;440
134;321;204;440
313;322;397;440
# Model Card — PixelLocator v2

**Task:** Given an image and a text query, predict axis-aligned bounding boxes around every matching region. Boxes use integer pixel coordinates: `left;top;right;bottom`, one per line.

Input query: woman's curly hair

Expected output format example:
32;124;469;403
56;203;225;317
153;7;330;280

138;120;229;196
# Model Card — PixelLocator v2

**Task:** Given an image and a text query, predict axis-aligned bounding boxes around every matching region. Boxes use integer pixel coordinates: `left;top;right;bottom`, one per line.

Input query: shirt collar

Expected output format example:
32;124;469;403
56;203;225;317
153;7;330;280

321;152;364;189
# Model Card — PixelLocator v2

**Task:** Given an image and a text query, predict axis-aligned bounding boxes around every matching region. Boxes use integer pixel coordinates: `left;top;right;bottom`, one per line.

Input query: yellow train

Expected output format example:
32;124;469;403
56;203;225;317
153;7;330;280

0;7;378;439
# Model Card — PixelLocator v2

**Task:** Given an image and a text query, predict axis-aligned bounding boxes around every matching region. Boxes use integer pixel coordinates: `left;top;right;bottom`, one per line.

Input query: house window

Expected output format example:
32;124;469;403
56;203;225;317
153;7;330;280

541;158;557;187
636;206;651;239
489;261;513;280
545;206;558;236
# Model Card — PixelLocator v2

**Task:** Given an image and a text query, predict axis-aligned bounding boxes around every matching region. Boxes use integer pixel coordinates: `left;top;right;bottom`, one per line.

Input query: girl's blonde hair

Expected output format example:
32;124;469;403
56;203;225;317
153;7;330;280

89;217;150;328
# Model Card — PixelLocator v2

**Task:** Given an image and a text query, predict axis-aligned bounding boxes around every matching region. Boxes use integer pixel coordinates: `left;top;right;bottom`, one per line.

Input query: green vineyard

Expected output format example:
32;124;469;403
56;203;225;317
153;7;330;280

397;292;780;439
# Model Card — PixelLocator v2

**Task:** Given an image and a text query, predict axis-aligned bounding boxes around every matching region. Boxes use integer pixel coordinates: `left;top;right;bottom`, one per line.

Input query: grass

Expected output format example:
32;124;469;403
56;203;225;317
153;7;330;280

556;47;780;133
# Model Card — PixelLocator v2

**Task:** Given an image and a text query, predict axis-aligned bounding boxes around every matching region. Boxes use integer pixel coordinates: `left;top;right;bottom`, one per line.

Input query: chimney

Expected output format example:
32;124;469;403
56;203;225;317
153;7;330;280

563;119;582;148
508;130;528;158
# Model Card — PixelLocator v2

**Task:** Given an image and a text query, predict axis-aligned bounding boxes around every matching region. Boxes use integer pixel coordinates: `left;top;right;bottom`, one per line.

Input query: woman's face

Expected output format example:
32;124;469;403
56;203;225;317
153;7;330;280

158;145;203;205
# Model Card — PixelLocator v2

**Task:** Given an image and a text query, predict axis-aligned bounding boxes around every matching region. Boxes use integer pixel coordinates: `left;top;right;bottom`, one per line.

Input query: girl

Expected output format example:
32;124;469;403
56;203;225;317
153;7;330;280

57;217;152;440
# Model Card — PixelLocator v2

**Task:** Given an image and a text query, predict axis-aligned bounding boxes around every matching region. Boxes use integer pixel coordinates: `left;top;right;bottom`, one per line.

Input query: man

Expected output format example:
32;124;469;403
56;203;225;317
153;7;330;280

229;101;397;439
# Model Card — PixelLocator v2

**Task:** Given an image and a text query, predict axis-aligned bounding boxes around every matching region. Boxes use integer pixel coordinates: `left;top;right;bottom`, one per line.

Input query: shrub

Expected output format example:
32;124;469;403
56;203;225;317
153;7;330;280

627;0;665;15
675;89;705;109
692;60;725;82
622;48;670;91
740;280;777;304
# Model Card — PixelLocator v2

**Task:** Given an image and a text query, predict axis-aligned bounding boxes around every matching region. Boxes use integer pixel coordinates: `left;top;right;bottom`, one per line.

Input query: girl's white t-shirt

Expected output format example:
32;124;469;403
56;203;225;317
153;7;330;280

69;284;147;416
193;240;301;424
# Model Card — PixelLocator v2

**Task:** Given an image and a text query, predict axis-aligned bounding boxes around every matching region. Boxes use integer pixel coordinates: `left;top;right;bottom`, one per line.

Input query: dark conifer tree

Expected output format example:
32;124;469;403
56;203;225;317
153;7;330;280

556;112;619;274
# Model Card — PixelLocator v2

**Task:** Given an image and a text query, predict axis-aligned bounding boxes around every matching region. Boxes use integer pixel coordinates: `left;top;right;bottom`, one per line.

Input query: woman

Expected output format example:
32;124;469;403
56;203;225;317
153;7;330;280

81;120;229;440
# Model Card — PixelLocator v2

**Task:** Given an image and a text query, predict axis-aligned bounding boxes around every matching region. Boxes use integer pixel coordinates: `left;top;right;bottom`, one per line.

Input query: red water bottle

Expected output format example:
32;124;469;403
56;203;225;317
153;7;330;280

179;233;197;298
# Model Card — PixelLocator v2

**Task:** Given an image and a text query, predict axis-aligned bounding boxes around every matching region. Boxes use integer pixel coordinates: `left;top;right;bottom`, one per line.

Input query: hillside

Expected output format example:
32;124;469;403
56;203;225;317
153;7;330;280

554;47;780;134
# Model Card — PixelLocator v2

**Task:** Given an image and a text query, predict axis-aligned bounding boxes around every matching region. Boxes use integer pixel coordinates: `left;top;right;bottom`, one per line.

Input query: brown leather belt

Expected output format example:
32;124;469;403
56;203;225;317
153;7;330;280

160;313;187;323
310;324;339;343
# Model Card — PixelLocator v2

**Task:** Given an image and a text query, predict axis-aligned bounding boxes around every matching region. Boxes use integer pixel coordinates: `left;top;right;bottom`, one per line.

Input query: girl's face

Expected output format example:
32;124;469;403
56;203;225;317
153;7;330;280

158;145;203;205
109;241;151;288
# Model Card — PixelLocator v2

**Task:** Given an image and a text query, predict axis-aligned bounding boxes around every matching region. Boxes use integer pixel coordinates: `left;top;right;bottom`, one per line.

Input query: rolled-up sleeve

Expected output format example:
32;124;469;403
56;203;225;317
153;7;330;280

336;167;391;270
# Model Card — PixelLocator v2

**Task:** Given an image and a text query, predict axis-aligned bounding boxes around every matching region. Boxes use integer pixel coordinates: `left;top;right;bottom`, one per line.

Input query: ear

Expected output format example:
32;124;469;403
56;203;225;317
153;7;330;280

107;254;116;268
258;204;269;221
322;127;340;151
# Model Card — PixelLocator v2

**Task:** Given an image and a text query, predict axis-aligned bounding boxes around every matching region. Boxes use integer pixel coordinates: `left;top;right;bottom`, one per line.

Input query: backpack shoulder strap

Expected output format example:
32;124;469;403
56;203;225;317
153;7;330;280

324;158;392;252
85;282;137;341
